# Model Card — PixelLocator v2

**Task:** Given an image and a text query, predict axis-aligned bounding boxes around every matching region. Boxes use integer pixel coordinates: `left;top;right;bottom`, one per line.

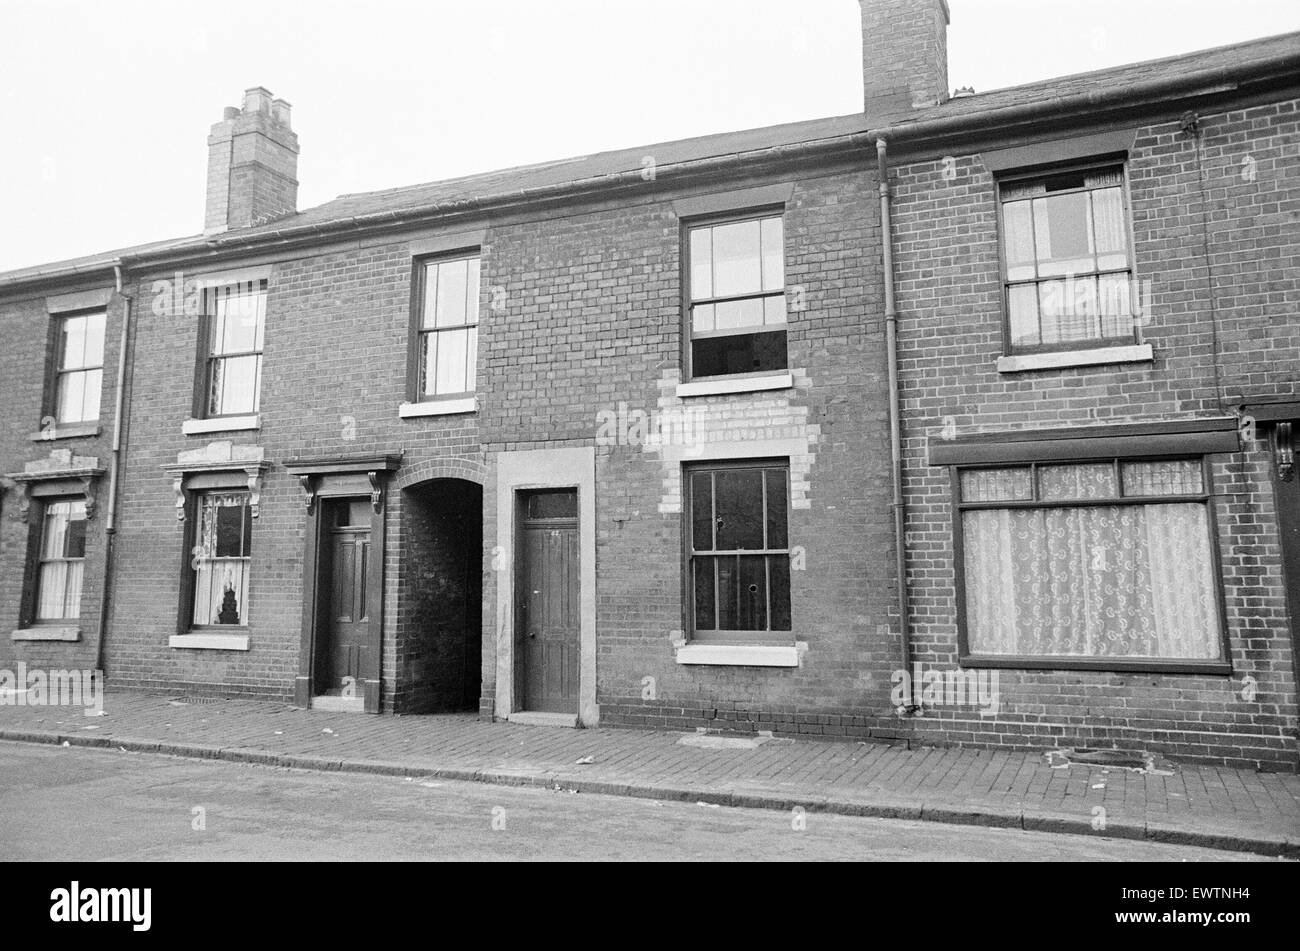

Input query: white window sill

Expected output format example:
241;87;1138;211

11;627;80;642
997;344;1153;374
676;373;794;399
182;415;261;435
169;633;250;651
399;397;477;418
675;643;802;667
28;422;101;442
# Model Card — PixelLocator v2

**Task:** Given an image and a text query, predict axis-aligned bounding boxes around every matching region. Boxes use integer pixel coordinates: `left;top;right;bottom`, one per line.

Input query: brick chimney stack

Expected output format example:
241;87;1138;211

858;0;951;116
204;87;299;235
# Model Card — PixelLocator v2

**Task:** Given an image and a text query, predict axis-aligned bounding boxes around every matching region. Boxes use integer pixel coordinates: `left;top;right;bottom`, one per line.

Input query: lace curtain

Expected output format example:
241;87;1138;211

193;493;251;626
961;460;1219;659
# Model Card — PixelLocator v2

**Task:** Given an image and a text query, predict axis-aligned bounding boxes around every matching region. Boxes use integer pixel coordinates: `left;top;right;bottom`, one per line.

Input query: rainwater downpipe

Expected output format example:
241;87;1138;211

876;137;918;713
96;263;132;677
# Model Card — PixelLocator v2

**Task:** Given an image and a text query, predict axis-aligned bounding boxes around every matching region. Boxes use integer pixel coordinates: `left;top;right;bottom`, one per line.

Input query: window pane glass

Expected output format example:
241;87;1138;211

1002;200;1037;281
1038;463;1117;501
1039;276;1098;343
962;503;1220;659
1122;460;1204;497
1007;285;1039;347
764;295;787;326
768;555;791;631
435;259;469;328
464;327;478;391
421;262;439;329
81;368;103;421
83;312;106;367
525;490;577;520
211;355;259;415
65;517;87;559
714;468;764;550
716;555;738;630
693;557;716;630
1091;186;1127;257
692;330;787;377
760;217;784;291
194;494;251;627
691;471;714;551
420;331;437;396
215;288;263;354
41;502;73;559
692;303;715;334
711;220;762;297
1033;192;1093;277
434;327;469;394
56;370;86;424
735;555;768;631
1097;273;1134;339
689;228;713;300
765;468;788;548
960;468;1032;502
63;315;89;370
713;296;765;331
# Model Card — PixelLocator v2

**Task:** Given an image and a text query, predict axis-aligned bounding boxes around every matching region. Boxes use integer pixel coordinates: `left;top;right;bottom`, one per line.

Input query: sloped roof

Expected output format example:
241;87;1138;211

3;29;1296;287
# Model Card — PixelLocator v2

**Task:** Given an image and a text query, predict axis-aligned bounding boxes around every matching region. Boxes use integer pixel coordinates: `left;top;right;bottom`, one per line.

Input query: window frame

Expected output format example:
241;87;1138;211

193;280;268;420
182;489;254;631
48;309;107;427
26;496;88;624
680;206;788;383
951;454;1232;674
683;458;794;646
995;158;1141;357
407;249;481;403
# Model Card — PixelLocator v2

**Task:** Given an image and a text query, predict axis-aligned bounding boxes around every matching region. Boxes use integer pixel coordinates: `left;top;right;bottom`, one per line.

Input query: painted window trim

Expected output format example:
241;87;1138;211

676;372;794;398
168;633;251;651
996;343;1153;373
399;397;477;418
182;414;261;435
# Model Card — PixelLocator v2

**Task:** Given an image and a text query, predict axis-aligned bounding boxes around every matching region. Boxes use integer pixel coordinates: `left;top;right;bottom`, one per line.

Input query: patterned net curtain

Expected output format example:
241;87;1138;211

192;493;252;626
961;461;1219;659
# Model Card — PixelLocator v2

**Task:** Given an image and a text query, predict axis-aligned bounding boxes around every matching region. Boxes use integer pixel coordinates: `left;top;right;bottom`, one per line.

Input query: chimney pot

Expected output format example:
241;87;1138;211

205;87;300;235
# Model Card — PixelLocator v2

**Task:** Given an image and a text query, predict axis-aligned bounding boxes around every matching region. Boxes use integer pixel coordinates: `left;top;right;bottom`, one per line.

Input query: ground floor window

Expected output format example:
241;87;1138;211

35;498;87;620
191;491;253;626
687;461;791;642
957;458;1223;662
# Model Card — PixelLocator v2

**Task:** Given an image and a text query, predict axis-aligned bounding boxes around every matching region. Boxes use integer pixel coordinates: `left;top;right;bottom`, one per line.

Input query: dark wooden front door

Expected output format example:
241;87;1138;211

517;490;579;713
315;499;372;695
1272;423;1300;693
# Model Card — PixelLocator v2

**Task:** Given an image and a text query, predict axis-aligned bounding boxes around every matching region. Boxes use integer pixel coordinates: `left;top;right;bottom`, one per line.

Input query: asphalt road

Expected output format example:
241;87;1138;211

0;742;1276;861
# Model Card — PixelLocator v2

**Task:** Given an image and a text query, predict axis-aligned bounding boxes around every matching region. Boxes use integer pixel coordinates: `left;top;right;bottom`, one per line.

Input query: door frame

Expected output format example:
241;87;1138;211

494;447;597;726
287;454;401;714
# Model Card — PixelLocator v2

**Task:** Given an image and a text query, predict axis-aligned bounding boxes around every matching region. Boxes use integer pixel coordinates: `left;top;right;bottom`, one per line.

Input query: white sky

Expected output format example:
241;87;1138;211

1;0;1297;271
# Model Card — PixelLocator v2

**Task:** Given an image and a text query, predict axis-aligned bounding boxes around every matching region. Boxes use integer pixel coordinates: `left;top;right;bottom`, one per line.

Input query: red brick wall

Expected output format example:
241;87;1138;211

888;98;1300;768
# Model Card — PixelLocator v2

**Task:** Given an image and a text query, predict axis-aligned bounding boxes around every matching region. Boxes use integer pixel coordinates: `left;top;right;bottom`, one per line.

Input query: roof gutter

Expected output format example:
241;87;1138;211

884;48;1300;147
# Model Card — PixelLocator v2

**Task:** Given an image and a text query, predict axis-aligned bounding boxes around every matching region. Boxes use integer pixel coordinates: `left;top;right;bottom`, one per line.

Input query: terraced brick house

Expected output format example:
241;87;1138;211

1;1;1296;768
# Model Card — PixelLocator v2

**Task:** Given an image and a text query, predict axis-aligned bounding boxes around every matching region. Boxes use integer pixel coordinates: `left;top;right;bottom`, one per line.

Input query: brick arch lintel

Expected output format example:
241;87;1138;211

394;456;489;491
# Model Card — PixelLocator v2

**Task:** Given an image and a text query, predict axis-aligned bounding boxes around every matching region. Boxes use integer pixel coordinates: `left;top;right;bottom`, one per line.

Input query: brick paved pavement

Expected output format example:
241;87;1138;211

0;690;1295;857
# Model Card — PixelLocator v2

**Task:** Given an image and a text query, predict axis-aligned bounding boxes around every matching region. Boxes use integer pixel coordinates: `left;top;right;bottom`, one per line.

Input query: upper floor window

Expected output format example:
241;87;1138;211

35;498;87;621
999;164;1136;353
687;461;791;643
200;282;266;418
686;213;787;379
414;254;479;399
54;311;106;424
